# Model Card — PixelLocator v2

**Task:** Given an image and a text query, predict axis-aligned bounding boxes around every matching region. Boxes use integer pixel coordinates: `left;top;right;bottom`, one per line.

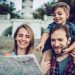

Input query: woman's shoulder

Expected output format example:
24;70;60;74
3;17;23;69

5;51;16;56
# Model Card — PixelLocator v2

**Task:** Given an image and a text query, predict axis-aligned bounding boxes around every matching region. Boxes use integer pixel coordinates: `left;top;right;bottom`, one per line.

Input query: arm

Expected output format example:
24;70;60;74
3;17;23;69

40;32;49;45
63;42;75;53
36;32;49;51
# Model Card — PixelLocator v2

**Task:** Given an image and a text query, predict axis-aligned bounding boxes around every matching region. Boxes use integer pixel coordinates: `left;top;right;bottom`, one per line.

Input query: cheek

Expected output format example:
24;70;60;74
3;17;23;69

27;38;31;43
15;36;21;41
51;42;54;47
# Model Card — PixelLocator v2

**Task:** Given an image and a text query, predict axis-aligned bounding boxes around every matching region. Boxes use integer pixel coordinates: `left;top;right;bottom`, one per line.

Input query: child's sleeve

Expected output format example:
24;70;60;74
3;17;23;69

44;24;52;34
72;24;75;42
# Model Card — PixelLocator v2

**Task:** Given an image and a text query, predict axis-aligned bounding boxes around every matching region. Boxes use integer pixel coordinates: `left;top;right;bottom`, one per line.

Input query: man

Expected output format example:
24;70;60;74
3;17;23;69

41;25;75;75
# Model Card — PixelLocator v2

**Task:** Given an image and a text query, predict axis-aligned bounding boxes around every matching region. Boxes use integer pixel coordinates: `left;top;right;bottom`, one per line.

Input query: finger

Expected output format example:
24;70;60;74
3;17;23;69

45;61;50;64
70;53;75;58
35;46;41;51
41;45;44;51
41;54;47;62
63;52;68;55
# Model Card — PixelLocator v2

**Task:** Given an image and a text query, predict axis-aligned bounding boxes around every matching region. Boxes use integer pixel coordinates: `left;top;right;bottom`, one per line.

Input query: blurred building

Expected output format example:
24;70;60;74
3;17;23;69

21;0;33;19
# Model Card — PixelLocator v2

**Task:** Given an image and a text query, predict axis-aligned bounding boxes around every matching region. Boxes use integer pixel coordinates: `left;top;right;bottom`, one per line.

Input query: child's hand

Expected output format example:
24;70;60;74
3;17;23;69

70;50;75;58
63;48;71;54
70;49;75;63
35;43;44;51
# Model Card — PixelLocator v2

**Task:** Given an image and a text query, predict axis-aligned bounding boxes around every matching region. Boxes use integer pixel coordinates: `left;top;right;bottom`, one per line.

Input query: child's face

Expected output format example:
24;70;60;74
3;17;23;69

53;7;69;25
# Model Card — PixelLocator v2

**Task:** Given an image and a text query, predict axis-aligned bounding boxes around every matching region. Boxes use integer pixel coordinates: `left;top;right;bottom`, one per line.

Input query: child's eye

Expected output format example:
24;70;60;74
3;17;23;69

58;12;62;15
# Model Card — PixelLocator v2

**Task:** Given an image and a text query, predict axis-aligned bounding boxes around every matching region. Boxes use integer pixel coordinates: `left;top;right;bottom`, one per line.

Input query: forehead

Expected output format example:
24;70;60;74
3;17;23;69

54;7;66;13
17;27;29;35
51;29;67;39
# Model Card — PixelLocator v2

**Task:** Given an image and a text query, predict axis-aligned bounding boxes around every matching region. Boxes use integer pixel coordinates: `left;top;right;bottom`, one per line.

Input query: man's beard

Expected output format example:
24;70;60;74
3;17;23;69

54;50;64;57
52;48;66;57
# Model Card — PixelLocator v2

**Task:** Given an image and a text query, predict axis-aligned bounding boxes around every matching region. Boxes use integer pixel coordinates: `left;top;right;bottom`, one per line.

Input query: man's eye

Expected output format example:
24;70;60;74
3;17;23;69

58;39;63;41
51;39;55;42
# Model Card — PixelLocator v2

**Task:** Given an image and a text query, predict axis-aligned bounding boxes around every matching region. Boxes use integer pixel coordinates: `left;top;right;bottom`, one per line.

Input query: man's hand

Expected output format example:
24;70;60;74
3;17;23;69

40;54;50;75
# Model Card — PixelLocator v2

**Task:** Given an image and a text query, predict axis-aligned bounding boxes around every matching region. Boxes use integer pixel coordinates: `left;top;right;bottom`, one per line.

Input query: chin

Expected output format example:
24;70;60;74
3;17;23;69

20;46;27;49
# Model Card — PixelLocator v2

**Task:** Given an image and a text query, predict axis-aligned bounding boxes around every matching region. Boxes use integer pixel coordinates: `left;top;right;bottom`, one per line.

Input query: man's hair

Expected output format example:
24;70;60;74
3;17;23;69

52;2;70;14
50;24;70;39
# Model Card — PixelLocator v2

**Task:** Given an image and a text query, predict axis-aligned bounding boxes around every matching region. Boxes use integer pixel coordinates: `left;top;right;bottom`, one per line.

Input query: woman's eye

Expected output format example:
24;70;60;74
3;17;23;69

19;34;23;37
26;35;30;38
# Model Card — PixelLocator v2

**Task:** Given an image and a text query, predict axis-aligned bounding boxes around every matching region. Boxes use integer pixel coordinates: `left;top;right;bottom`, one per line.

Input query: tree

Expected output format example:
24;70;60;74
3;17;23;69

33;2;54;20
0;1;20;18
33;7;45;20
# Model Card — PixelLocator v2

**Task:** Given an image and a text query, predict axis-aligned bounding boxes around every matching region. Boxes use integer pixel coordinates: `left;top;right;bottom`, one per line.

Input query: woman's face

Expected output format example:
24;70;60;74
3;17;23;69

15;27;31;50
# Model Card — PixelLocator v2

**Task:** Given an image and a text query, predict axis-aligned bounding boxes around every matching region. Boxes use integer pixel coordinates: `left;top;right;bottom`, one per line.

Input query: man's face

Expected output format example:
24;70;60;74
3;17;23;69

51;29;70;56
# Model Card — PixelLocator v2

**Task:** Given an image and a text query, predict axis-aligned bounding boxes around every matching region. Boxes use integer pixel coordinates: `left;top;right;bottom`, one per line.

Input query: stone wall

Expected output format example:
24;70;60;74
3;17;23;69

0;17;53;39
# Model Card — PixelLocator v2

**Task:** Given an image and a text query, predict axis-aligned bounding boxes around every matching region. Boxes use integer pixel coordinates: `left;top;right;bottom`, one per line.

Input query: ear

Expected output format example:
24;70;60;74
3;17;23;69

67;37;71;44
66;11;70;19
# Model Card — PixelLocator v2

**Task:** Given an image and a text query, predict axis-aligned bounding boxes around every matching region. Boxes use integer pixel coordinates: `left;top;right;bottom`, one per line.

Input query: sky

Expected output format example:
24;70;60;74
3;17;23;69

33;0;52;11
10;0;22;11
11;0;52;11
10;0;57;11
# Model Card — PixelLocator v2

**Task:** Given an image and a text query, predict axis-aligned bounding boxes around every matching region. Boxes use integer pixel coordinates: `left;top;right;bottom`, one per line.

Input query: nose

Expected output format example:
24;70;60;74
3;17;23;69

22;36;26;41
54;41;59;46
54;13;59;18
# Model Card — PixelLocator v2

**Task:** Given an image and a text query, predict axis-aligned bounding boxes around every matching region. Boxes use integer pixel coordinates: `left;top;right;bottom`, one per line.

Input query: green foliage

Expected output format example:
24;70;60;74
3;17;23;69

0;2;20;19
0;2;15;15
33;2;54;20
33;8;45;20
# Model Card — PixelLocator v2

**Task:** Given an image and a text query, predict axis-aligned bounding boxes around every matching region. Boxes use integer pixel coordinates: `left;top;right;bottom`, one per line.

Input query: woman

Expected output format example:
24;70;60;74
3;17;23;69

6;24;34;55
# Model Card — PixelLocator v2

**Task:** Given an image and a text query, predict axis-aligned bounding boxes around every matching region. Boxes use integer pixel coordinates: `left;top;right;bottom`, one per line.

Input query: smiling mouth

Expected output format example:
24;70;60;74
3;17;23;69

20;42;27;45
55;47;61;50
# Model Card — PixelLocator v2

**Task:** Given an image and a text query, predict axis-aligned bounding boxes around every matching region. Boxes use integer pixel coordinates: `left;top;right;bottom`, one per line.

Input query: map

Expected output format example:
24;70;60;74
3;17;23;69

0;54;42;75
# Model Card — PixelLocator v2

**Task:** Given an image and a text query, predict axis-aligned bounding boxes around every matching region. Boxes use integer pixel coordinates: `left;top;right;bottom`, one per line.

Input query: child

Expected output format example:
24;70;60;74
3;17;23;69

36;2;75;61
